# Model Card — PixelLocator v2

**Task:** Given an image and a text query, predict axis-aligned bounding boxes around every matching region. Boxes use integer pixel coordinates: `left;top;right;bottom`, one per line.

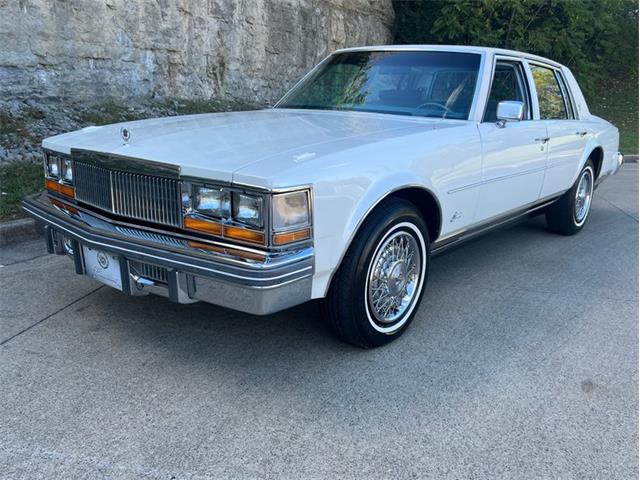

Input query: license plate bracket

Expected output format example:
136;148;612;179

82;246;123;290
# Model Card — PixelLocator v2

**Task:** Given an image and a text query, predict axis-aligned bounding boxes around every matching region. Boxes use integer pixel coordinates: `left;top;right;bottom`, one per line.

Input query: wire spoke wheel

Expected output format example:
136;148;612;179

366;229;422;327
574;167;593;225
325;199;429;348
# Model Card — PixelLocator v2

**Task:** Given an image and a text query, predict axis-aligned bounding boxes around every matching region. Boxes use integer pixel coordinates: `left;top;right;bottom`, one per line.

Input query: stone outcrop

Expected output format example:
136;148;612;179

0;0;394;104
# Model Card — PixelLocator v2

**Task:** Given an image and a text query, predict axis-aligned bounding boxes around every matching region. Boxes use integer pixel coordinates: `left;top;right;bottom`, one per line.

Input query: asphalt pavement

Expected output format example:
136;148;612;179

1;165;637;479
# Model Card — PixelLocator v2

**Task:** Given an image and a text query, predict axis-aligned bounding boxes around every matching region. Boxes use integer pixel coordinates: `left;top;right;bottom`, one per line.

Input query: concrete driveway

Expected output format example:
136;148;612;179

1;165;637;479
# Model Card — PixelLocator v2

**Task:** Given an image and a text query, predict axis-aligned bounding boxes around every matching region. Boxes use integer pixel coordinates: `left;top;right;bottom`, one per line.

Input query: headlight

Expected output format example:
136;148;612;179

61;159;73;182
232;192;264;228
43;152;75;198
194;187;230;218
45;153;60;178
44;153;73;183
181;181;311;247
183;183;266;244
272;191;310;229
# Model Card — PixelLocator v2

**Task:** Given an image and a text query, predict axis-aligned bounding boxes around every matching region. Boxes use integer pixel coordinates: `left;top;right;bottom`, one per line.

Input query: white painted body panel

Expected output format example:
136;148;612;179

540;119;589;198
41;45;621;301
475;121;548;221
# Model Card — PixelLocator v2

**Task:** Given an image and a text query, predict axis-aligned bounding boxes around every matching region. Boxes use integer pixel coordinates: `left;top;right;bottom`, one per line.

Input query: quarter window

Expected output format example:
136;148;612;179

483;61;530;122
530;65;568;119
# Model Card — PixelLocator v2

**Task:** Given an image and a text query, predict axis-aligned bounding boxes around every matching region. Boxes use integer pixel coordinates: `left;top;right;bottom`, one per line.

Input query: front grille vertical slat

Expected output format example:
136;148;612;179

137;175;144;221
161;179;168;225
145;176;150;222
153;179;159;223
73;161;181;228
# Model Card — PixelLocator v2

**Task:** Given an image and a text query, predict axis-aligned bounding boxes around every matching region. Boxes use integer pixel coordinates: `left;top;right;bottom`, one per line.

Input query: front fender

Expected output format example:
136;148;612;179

339;176;440;263
310;172;440;298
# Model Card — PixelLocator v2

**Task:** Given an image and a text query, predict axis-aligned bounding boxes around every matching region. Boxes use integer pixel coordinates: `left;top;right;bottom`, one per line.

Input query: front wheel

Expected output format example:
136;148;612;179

324;198;429;348
546;160;595;235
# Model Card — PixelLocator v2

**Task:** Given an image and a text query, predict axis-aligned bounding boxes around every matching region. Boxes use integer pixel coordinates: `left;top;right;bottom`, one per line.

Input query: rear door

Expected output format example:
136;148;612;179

529;63;589;198
475;58;548;222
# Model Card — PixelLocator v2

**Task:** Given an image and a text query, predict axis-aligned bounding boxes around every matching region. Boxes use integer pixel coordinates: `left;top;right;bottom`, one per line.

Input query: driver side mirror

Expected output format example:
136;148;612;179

496;100;524;127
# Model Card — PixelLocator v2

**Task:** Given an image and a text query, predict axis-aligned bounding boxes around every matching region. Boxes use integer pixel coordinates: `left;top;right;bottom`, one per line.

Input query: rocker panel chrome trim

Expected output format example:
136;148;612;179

432;194;561;254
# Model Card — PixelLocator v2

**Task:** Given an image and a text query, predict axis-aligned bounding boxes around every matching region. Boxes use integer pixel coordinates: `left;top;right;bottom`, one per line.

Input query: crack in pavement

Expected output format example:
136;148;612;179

0;253;51;268
0;285;104;347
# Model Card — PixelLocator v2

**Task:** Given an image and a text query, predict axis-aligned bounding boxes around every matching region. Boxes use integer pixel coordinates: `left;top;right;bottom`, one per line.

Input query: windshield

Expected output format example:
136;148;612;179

277;51;481;120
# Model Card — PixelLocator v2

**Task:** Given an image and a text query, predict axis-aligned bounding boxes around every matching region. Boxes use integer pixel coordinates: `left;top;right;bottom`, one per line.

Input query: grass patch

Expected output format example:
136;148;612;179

79;98;260;126
0;111;30;138
1;110;40;148
588;78;638;154
169;99;233;115
79;100;147;126
158;98;261;116
0;161;43;221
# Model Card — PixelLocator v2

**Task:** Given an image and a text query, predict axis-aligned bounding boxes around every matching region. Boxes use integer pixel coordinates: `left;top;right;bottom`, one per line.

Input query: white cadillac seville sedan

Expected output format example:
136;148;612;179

24;45;623;348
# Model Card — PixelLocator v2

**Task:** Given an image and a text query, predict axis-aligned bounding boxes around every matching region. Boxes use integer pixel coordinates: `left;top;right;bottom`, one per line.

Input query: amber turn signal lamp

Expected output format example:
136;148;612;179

272;228;311;245
45;179;75;198
184;217;222;236
187;241;225;254
185;217;264;245
223;225;265;245
188;241;266;261
50;198;79;215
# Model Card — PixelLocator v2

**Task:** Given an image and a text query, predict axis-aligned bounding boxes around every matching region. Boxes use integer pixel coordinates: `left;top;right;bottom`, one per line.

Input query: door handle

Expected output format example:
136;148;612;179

534;137;550;143
576;131;588;137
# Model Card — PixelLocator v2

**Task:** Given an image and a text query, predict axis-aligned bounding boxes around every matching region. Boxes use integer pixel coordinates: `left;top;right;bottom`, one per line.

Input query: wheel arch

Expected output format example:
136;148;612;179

322;184;442;297
388;186;442;242
587;146;604;179
573;142;604;184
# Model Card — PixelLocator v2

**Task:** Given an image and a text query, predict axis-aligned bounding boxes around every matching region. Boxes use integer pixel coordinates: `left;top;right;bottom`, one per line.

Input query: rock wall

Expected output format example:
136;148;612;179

0;0;394;104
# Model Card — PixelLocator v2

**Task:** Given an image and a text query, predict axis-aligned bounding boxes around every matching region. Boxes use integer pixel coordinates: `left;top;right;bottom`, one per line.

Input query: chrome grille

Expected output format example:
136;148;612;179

129;260;169;284
74;161;182;228
74;162;111;210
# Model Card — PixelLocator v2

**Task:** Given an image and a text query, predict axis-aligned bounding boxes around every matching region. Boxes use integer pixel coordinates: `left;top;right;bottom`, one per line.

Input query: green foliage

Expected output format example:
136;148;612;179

589;78;639;152
0;161;43;220
79;100;143;126
80;98;260;126
393;0;638;96
0;111;27;136
393;0;639;151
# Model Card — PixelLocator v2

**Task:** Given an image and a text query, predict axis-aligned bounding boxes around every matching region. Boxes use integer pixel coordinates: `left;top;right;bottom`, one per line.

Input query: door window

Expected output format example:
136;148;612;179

530;65;568;119
483;61;530;122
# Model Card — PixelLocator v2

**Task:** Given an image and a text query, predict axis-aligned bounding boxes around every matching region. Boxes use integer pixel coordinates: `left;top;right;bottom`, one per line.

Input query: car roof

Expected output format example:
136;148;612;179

332;45;564;69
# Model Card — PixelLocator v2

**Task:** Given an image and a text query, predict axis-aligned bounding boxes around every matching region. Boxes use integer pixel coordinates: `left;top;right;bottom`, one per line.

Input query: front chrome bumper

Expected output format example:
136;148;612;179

22;193;314;315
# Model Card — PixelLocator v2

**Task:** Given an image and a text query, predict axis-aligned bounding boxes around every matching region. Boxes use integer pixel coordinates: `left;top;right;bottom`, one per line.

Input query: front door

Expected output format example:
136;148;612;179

475;59;548;222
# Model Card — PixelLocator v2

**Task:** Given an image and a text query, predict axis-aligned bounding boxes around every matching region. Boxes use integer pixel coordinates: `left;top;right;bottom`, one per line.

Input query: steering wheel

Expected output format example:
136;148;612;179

414;102;451;116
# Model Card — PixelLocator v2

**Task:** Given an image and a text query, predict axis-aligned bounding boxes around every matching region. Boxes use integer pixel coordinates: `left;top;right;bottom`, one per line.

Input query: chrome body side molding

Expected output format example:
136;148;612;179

431;194;561;255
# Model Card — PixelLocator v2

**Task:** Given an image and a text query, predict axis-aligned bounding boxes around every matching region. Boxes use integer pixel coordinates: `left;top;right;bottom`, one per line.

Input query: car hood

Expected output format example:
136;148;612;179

43;109;463;185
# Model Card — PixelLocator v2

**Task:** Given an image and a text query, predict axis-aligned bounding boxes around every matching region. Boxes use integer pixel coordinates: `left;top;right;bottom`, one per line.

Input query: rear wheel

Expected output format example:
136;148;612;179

324;198;429;348
546;160;595;235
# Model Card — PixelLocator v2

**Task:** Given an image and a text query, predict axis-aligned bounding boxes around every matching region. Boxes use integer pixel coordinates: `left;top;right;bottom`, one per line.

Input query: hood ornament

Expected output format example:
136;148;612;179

120;127;131;143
